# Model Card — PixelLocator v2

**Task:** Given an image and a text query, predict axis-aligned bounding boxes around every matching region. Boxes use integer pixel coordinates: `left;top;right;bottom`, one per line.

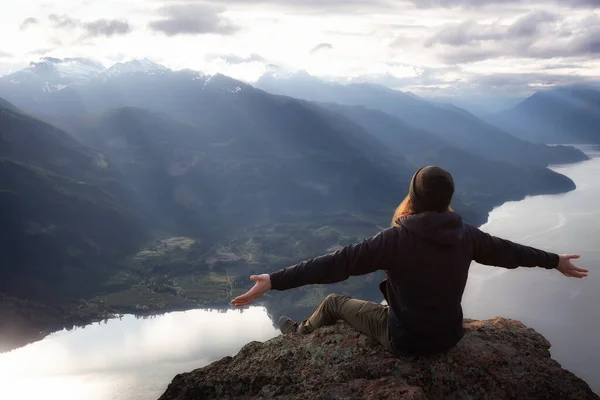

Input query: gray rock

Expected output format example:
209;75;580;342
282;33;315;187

159;318;598;400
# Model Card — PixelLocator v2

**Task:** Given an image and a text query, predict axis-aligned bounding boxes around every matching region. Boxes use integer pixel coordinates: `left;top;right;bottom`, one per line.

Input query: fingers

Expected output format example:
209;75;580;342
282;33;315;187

566;258;589;278
574;268;588;277
232;289;256;302
232;293;251;302
573;266;589;273
558;254;588;279
232;299;254;307
570;272;587;279
231;288;262;306
230;275;270;307
231;295;251;305
564;269;588;279
557;263;589;278
231;297;254;306
231;295;258;306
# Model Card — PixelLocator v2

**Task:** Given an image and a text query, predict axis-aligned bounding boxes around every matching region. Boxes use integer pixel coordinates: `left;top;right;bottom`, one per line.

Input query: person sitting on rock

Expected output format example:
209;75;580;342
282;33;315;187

231;166;589;355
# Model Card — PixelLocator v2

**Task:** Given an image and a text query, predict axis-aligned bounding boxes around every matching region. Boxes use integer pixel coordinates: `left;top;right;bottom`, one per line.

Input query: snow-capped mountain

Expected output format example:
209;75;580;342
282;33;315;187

3;57;107;93
106;58;169;78
0;57;177;93
0;57;249;117
31;57;106;82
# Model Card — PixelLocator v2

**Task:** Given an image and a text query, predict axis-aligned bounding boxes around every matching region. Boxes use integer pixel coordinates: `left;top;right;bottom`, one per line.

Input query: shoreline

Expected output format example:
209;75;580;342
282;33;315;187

3;151;597;354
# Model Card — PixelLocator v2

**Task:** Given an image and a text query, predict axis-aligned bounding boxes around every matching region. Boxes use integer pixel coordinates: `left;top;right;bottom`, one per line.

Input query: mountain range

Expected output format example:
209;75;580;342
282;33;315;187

255;71;587;166
0;99;143;303
0;57;594;349
490;86;600;144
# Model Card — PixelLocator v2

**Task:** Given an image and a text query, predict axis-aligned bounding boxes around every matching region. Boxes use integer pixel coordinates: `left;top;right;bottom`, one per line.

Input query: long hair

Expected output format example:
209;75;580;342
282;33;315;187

391;195;453;227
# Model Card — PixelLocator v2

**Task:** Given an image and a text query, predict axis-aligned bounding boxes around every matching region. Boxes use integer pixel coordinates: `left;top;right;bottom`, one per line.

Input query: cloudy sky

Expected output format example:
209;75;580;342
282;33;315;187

1;0;599;106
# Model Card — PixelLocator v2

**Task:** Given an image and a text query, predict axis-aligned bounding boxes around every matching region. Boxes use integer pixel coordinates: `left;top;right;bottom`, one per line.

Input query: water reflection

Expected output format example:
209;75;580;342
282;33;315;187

463;151;600;394
0;307;279;400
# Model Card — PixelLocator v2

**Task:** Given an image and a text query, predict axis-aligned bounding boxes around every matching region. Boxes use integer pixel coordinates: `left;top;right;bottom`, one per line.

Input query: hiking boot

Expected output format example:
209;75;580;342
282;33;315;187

278;316;299;334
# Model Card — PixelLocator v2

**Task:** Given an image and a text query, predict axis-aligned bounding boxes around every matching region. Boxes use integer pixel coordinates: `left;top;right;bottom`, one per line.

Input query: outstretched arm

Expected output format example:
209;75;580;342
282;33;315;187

231;227;400;306
468;225;588;278
269;227;400;290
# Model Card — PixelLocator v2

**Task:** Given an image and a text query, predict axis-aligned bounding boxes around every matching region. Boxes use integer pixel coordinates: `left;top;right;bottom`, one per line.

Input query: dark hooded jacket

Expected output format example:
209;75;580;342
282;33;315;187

269;212;558;354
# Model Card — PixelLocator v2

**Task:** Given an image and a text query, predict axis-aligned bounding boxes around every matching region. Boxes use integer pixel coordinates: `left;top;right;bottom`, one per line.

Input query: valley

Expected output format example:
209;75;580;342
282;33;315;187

2;2;600;397
0;58;597;352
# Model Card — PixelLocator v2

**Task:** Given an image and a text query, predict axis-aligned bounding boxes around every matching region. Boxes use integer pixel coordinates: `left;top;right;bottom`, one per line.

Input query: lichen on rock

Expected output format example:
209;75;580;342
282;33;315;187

159;318;598;400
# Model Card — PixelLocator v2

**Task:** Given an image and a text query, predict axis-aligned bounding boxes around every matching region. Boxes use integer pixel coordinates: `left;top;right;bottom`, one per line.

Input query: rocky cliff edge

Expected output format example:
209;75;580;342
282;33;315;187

160;318;598;400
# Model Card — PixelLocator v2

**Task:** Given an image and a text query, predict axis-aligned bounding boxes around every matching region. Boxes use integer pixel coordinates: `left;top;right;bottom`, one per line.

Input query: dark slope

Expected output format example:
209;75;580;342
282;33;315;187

0;100;143;303
322;103;576;219
491;87;600;144
59;104;416;239
0;63;590;350
0;97;19;112
1;62;586;165
1;99;113;182
255;73;587;166
5;65;579;227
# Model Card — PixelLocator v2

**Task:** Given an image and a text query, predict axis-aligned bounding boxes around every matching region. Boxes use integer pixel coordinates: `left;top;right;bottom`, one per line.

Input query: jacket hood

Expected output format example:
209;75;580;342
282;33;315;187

399;212;465;246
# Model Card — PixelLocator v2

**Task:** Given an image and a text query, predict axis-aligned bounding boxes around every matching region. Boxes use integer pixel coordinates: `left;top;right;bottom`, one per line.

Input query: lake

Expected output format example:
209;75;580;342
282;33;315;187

1;146;598;399
463;144;600;394
0;308;279;400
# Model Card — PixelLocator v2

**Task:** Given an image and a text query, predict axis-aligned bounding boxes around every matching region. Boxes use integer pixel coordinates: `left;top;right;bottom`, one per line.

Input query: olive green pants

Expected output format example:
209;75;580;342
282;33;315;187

299;293;393;352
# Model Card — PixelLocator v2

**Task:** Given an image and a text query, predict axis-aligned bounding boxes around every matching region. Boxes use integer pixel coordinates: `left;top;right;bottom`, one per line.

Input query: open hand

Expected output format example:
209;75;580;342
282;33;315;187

231;274;272;307
556;254;589;279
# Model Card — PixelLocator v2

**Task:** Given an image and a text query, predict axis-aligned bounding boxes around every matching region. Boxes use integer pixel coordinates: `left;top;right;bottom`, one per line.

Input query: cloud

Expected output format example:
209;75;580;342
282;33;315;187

542;63;583;70
425;21;502;47
570;26;600;55
506;11;559;37
48;14;80;29
219;53;267;64
411;0;519;8
83;19;131;37
149;4;239;36
426;11;559;47
208;0;394;12
440;48;501;64
356;68;600;102
469;72;600;93
310;43;334;54
47;14;132;38
346;64;462;90
158;0;595;12
336;58;600;102
0;50;12;59
424;11;600;63
409;0;598;8
28;48;55;56
20;17;38;30
212;0;597;10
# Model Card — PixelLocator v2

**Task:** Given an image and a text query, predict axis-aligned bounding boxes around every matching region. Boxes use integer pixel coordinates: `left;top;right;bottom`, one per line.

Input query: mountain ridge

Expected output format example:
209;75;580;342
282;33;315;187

2;60;584;228
255;72;588;167
0;99;146;348
320;102;577;217
490;86;600;144
0;60;591;352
